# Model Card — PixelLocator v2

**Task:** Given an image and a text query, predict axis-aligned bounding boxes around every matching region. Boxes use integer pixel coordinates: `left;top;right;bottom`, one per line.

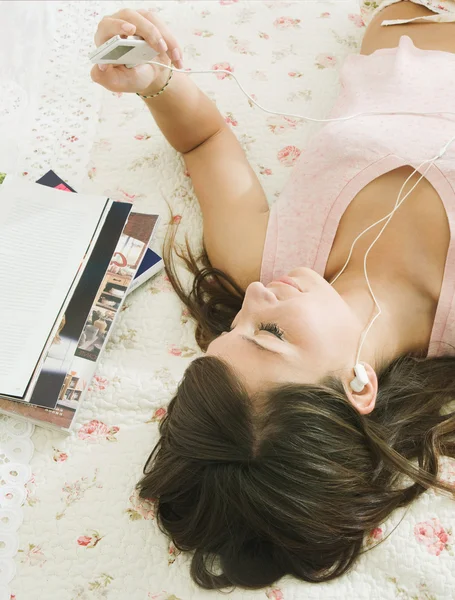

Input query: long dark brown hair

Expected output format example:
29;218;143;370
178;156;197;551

138;219;455;590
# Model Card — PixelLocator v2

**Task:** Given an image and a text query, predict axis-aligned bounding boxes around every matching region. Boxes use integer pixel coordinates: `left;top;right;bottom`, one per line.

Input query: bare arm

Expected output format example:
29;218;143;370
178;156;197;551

182;126;269;288
91;8;269;288
142;63;269;287
141;59;226;154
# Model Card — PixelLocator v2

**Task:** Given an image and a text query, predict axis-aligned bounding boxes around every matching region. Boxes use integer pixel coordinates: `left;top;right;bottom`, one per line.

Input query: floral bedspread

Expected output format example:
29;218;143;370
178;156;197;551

7;1;455;599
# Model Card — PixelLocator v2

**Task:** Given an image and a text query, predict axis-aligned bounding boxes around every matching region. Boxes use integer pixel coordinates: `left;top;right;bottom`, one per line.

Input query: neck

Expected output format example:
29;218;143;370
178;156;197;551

332;266;434;370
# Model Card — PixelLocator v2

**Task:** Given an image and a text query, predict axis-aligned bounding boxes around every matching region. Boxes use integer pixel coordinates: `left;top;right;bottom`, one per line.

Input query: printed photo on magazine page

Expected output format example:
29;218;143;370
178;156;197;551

75;213;151;362
25;200;131;408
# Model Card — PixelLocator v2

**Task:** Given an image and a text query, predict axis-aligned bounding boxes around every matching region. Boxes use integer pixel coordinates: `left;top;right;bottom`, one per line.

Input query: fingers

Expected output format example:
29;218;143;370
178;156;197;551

95;9;184;69
136;8;184;69
106;8;169;56
90;63;119;91
94;17;137;47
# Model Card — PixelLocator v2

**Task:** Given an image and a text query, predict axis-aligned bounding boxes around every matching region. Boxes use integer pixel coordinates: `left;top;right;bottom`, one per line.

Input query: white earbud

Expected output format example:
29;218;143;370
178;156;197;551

349;363;369;393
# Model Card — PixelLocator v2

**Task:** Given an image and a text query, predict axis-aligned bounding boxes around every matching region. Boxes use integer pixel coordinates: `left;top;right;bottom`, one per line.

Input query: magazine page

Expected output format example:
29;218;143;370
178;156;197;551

37;171;161;297
36;170;76;192
24;172;156;408
0;177;109;398
75;212;157;362
25;201;132;408
126;241;163;295
0;208;158;430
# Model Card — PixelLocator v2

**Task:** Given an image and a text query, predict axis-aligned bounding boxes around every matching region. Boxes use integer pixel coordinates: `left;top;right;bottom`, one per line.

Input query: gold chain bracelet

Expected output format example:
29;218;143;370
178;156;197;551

136;69;173;100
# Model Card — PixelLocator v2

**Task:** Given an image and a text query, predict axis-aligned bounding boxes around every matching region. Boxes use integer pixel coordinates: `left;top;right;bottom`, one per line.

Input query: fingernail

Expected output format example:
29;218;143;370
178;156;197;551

172;48;180;62
122;23;135;34
176;59;184;70
158;38;168;53
98;64;108;72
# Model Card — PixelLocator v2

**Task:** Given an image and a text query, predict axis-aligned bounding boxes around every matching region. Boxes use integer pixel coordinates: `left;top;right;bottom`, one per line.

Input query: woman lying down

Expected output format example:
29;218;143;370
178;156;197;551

91;0;455;590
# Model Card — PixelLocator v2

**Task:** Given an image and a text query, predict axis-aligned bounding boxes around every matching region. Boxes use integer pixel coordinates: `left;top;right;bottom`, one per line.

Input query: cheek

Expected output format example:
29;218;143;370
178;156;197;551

290;292;356;346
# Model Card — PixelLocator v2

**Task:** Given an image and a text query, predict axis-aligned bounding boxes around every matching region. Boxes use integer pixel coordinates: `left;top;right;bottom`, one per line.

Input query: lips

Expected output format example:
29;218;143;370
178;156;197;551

275;276;302;292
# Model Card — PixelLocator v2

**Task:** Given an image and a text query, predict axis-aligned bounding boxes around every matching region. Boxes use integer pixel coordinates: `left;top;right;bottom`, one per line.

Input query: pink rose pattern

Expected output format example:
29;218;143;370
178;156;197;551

315;53;337;69
126;490;155;521
77;419;120;442
363;526;385;549
91;374;109;391
348;13;366;28
77;531;104;548
181;307;191;325
148;407;167;423
149;273;174;295
57;470;102;520
267;115;299;135
212;62;234;80
168;344;197;358
227;35;256;55
273;16;301;29
25;474;39;507
224;112;238;126
414;518;453;556
18;543;46;568
77;535;92;547
168;541;181;565
277;145;301;166
266;589;284;600
193;29;213;38
168;344;182;357
247;93;258;108
53;448;68;463
74;574;114;596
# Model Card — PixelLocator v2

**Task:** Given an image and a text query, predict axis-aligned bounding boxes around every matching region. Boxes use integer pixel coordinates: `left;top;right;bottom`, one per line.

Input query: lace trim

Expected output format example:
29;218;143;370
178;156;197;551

0;417;34;597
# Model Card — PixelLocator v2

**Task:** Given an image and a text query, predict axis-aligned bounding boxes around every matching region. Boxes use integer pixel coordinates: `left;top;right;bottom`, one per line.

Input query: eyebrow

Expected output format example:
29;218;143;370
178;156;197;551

240;335;283;356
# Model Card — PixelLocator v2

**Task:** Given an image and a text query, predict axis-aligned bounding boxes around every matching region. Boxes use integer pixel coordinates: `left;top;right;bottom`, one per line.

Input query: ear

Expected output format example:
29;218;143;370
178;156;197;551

344;362;378;415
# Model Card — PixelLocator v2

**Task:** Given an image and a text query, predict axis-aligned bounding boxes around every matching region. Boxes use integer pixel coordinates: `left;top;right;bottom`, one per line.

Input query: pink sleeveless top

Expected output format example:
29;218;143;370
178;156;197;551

260;36;455;358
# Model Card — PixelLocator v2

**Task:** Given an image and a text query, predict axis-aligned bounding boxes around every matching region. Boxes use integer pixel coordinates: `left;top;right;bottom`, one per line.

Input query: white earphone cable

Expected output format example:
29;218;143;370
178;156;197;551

148;62;455;125
147;60;455;367
354;159;437;363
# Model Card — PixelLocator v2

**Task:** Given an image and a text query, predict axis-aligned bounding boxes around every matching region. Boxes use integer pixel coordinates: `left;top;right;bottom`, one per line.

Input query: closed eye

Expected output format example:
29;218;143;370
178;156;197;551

225;322;285;356
229;321;285;341
258;322;284;340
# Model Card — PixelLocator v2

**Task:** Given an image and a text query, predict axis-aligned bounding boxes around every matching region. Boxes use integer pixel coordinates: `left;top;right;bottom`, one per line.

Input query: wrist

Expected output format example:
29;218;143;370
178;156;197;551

138;58;172;97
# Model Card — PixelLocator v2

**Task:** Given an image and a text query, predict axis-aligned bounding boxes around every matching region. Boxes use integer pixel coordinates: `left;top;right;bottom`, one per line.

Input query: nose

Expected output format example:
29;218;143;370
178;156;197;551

227;282;278;332
244;281;279;305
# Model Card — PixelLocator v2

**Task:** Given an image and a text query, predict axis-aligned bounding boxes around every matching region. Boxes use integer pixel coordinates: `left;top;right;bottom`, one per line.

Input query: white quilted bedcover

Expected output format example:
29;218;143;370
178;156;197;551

2;1;455;598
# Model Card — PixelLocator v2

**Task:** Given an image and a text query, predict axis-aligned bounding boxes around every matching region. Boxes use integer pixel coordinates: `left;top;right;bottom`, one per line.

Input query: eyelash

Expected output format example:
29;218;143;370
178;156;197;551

258;322;285;340
228;321;285;340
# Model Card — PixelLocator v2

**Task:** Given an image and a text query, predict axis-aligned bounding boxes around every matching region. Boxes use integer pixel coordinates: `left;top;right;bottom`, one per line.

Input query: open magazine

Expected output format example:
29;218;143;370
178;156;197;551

36;171;164;295
0;172;160;431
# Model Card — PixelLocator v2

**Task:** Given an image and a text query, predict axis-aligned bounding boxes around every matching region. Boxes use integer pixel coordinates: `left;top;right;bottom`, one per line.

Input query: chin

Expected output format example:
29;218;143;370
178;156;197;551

288;267;325;288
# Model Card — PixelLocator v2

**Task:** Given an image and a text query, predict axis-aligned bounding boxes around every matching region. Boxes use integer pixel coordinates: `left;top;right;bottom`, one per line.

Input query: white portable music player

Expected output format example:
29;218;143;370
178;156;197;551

89;35;159;68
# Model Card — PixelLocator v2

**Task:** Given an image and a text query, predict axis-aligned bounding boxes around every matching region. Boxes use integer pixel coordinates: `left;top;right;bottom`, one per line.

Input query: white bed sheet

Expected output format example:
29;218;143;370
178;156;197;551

4;1;455;599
